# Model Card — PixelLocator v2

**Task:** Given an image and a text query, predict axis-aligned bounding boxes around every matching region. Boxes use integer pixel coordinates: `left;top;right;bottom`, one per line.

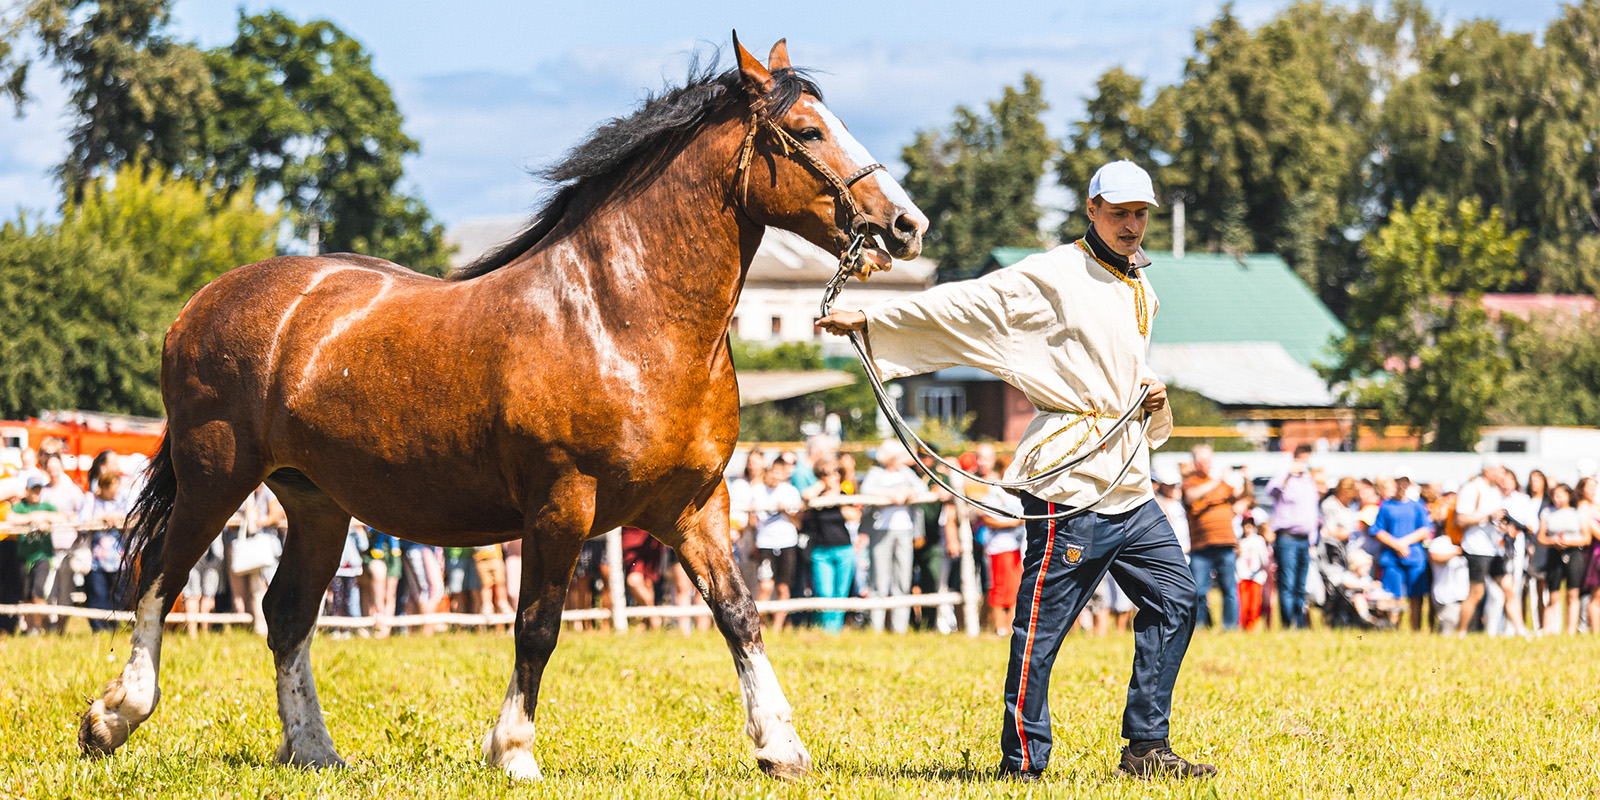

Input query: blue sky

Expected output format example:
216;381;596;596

0;1;1567;231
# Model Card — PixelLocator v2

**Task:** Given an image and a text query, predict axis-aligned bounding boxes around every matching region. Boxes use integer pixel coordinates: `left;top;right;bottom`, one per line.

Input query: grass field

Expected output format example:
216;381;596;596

3;625;1597;798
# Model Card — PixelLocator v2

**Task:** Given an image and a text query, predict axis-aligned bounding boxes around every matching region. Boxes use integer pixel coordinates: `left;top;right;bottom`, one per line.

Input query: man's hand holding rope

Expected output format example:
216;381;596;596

816;310;866;335
1140;377;1168;416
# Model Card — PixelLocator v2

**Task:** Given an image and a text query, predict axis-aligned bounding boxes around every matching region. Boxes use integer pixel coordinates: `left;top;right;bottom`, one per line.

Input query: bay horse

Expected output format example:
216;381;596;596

77;34;926;781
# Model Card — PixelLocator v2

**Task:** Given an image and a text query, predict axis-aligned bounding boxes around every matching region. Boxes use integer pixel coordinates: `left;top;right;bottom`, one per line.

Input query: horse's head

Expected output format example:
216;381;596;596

730;33;927;267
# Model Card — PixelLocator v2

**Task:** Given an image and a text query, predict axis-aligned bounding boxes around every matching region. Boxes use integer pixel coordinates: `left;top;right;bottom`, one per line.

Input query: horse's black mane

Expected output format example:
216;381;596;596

451;52;822;281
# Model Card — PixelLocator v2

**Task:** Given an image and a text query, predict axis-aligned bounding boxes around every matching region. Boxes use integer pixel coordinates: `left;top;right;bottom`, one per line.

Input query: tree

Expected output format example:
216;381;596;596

0;166;278;417
1327;197;1526;450
201;11;450;273
1;0;215;198
61;162;279;294
1377;8;1600;293
1493;312;1600;426
901;74;1054;282
1161;5;1361;303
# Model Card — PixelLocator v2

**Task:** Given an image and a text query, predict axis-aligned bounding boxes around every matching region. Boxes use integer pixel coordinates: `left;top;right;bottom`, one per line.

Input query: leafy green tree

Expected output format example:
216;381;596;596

0;0;215;198
61;162;279;294
901;74;1054;282
0;167;278;417
1521;0;1600;292
1328;197;1526;450
201;11;450;273
1494;313;1600;426
1376;5;1600;293
0;218;172;416
1162;5;1363;302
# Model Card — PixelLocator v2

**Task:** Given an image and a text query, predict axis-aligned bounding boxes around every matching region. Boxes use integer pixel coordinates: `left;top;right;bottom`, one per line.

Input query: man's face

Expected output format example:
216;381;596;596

1087;198;1150;257
24;487;41;503
766;461;791;486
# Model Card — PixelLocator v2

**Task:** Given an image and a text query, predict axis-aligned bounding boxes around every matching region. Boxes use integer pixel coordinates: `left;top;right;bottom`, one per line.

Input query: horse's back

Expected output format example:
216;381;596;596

160;253;445;425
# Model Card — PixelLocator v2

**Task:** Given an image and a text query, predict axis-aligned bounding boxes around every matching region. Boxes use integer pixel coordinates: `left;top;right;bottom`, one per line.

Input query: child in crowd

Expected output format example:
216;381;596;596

1236;518;1270;631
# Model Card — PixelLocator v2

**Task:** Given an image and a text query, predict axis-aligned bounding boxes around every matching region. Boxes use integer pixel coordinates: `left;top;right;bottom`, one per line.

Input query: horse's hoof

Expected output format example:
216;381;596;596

78;700;128;757
276;742;349;769
757;755;811;781
500;751;543;782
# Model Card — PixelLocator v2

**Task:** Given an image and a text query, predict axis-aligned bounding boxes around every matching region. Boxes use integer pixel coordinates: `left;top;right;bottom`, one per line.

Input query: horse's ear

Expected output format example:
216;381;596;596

767;38;791;72
732;30;774;94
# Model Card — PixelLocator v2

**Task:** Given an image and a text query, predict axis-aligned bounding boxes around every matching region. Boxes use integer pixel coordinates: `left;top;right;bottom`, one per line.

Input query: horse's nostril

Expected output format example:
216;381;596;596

893;212;921;240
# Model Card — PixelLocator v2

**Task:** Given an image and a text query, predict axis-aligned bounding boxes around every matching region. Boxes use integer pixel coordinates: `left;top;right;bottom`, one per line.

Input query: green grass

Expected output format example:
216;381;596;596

3;625;1598;798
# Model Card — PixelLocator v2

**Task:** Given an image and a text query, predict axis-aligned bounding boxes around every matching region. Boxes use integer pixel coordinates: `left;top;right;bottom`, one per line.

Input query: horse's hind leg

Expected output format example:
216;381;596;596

664;484;811;779
262;488;350;768
80;440;260;757
483;475;593;782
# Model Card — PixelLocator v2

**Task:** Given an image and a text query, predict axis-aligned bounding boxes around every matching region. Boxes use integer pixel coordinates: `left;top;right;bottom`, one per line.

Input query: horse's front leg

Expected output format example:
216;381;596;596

482;476;592;782
667;483;811;779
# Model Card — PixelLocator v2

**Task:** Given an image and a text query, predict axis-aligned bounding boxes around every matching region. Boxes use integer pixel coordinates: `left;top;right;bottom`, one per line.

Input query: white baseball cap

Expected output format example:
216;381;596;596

1088;160;1159;206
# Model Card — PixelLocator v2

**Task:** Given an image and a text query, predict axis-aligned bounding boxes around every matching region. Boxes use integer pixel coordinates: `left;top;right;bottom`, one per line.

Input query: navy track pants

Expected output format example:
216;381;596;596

999;494;1197;773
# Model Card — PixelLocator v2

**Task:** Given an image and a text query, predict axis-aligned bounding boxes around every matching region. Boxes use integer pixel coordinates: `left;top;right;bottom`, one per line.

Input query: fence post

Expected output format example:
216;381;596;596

605;528;627;633
959;515;980;638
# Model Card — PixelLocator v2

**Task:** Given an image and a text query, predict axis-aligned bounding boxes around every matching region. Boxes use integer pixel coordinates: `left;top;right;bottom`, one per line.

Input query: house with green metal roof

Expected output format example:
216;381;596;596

891;246;1351;448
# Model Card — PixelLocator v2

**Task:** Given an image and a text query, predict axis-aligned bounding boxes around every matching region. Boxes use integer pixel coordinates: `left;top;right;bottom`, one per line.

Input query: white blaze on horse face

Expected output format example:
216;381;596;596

483;677;543;781
805;99;918;215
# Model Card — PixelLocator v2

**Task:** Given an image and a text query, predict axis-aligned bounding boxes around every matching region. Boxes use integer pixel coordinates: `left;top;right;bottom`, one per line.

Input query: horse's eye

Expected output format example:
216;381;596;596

796;127;824;142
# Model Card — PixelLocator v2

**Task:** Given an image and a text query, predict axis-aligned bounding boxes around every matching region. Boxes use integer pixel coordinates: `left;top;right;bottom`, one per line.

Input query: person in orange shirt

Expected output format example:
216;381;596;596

1181;445;1250;629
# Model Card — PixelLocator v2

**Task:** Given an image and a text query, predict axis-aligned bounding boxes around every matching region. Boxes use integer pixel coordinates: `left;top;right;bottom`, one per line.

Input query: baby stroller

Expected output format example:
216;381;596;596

1311;539;1393;629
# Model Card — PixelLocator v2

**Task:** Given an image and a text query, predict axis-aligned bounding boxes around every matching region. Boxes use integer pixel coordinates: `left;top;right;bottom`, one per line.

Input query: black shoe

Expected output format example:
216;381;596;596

994;766;1043;783
1116;739;1216;780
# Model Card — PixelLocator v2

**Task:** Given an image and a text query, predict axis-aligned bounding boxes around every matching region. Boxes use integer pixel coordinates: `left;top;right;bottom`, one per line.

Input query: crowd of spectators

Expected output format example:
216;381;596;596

0;442;521;637
1167;443;1600;635
6;435;1597;639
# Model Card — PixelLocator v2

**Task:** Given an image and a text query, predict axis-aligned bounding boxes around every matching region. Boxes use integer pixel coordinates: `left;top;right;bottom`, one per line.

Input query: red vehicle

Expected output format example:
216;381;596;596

1;411;164;489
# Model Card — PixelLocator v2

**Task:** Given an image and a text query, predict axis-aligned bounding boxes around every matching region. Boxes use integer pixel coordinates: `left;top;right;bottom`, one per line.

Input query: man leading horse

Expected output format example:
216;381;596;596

819;160;1214;781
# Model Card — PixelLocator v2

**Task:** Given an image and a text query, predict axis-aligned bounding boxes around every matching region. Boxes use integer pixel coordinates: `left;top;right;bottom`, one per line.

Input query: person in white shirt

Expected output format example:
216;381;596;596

749;456;803;630
857;442;927;634
819;160;1210;781
1454;457;1509;635
1428;536;1470;633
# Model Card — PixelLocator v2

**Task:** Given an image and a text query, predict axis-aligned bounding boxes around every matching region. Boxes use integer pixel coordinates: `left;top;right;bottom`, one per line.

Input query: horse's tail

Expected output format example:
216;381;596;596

116;436;177;607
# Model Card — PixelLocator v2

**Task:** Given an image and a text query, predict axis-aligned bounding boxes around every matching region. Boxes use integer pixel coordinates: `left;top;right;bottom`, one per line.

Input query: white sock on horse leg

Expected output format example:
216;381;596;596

735;648;810;777
483;676;542;781
81;584;165;754
273;637;345;767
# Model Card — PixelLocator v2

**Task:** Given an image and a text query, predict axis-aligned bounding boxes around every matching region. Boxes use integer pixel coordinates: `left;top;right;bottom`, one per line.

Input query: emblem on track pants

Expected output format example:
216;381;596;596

1064;545;1083;565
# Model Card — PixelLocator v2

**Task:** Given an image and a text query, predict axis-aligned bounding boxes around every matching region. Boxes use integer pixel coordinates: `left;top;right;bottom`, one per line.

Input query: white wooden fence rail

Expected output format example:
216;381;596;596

2;486;988;637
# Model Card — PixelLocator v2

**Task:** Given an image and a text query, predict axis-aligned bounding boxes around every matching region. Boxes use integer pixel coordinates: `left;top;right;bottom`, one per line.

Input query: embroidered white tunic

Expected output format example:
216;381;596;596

860;243;1172;514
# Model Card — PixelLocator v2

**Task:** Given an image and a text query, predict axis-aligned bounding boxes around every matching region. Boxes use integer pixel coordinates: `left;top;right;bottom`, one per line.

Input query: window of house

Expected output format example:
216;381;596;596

770;315;783;339
916;386;967;423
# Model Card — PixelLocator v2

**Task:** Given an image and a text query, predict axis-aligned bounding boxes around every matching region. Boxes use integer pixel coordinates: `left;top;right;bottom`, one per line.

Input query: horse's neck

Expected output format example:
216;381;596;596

534;137;754;355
